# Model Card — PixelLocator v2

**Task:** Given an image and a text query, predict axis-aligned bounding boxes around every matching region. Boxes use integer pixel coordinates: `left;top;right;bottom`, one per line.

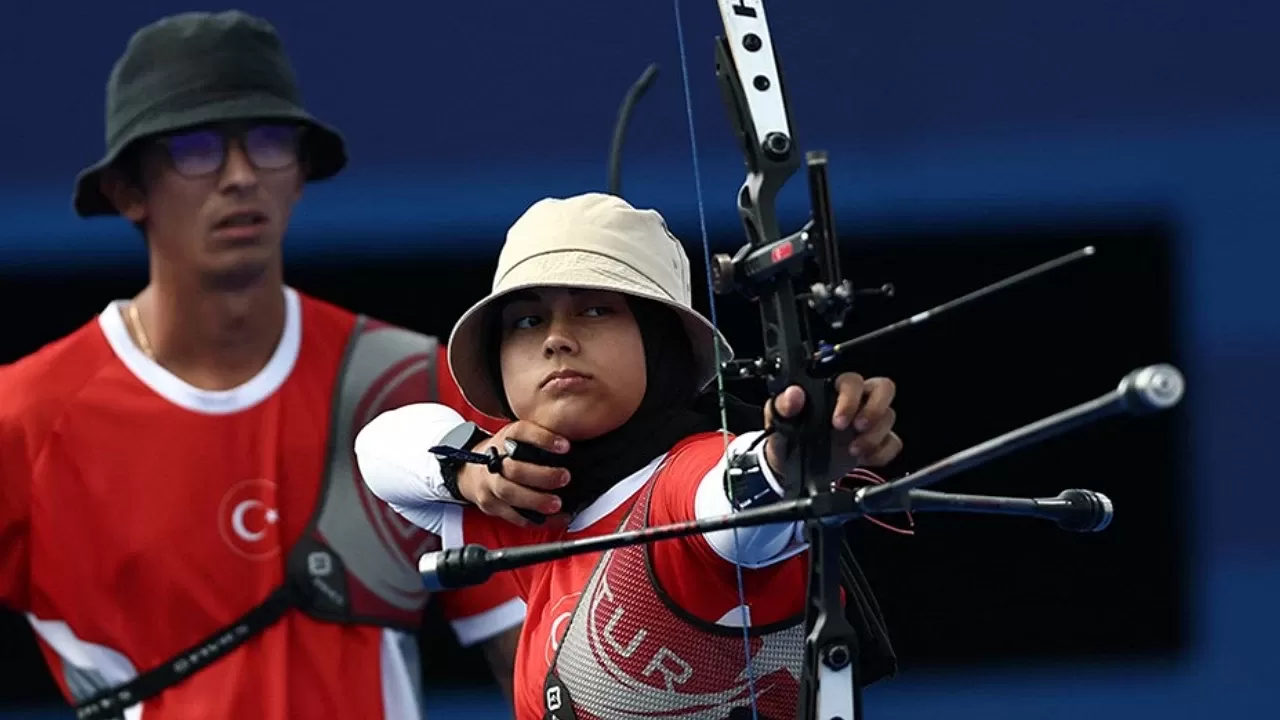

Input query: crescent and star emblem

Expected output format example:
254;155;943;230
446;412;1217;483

230;499;280;542
218;479;282;560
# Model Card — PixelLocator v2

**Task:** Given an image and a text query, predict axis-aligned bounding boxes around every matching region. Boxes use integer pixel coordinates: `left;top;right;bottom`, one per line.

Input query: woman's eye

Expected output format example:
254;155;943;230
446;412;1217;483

582;305;613;317
511;314;541;330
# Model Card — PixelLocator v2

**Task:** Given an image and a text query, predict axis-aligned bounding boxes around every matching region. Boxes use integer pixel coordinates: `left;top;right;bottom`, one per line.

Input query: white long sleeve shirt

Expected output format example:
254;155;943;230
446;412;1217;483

354;403;806;569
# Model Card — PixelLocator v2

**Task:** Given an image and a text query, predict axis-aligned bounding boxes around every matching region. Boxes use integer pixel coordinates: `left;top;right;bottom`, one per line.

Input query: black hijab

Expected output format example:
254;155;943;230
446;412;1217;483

485;295;761;516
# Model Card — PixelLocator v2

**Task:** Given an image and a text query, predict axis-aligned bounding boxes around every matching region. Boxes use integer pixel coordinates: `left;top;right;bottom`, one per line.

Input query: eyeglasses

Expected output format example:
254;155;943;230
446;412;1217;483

154;123;302;179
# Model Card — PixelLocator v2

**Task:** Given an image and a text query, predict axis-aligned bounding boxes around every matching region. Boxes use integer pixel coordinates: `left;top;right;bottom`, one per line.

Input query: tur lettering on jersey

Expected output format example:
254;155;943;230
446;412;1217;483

545;474;805;720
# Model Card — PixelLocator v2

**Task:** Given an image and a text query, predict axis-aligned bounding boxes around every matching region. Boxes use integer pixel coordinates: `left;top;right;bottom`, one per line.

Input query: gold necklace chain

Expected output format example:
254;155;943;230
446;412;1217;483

127;301;156;360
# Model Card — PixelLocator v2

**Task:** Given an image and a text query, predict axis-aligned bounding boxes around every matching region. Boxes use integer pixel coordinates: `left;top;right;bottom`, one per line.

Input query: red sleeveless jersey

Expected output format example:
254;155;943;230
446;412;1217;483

0;288;523;720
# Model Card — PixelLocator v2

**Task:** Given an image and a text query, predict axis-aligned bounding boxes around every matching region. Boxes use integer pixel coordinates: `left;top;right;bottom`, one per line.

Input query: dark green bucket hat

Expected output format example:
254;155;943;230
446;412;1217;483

73;10;347;217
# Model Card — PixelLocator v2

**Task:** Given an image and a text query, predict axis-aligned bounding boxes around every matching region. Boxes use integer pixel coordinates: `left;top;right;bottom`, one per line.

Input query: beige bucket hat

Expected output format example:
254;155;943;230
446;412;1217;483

448;192;735;418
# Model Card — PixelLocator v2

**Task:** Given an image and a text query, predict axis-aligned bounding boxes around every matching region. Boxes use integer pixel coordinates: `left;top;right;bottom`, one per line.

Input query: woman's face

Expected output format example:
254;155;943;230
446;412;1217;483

498;288;648;441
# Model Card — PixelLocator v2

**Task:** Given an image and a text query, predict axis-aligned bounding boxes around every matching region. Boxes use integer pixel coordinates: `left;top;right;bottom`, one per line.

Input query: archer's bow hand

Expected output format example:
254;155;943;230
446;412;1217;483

764;372;904;477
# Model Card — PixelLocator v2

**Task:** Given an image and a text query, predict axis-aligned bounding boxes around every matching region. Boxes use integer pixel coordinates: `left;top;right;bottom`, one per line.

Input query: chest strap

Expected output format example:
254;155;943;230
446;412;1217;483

73;531;364;719
73;316;439;718
73;583;295;719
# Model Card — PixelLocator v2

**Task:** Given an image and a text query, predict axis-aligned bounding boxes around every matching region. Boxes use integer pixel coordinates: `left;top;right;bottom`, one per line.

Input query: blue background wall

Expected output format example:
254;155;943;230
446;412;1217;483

2;1;1277;716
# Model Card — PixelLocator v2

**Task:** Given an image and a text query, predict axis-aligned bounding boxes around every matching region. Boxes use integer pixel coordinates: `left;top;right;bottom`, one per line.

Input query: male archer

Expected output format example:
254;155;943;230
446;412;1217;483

0;11;523;719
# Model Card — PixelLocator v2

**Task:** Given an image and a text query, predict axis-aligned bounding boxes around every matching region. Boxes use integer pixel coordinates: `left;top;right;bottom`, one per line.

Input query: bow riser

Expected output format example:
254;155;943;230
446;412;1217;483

709;3;865;719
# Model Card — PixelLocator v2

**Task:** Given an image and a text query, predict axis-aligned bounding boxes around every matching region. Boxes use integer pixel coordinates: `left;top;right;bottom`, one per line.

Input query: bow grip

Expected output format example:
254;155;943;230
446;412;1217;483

767;374;843;499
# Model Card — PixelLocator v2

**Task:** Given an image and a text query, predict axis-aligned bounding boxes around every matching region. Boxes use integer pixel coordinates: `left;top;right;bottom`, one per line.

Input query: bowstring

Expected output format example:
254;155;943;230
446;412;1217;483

671;1;761;717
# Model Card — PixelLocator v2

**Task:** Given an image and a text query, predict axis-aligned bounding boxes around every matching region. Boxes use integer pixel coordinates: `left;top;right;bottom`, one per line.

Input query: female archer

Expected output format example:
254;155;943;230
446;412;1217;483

355;192;902;719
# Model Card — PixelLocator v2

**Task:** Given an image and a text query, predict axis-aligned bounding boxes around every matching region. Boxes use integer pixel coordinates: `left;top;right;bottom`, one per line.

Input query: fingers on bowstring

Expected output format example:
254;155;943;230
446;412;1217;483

495;454;571;492
474;475;564;524
471;478;530;525
491;474;565;515
497;423;573;491
507;420;571;455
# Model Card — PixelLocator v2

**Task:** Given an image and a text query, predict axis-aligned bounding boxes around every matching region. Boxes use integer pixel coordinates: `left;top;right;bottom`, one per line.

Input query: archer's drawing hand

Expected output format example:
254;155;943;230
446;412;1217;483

764;372;903;476
457;421;573;528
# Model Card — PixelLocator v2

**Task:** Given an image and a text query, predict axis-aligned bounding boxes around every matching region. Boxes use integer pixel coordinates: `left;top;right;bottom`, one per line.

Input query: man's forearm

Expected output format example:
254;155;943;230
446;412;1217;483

481;625;521;704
